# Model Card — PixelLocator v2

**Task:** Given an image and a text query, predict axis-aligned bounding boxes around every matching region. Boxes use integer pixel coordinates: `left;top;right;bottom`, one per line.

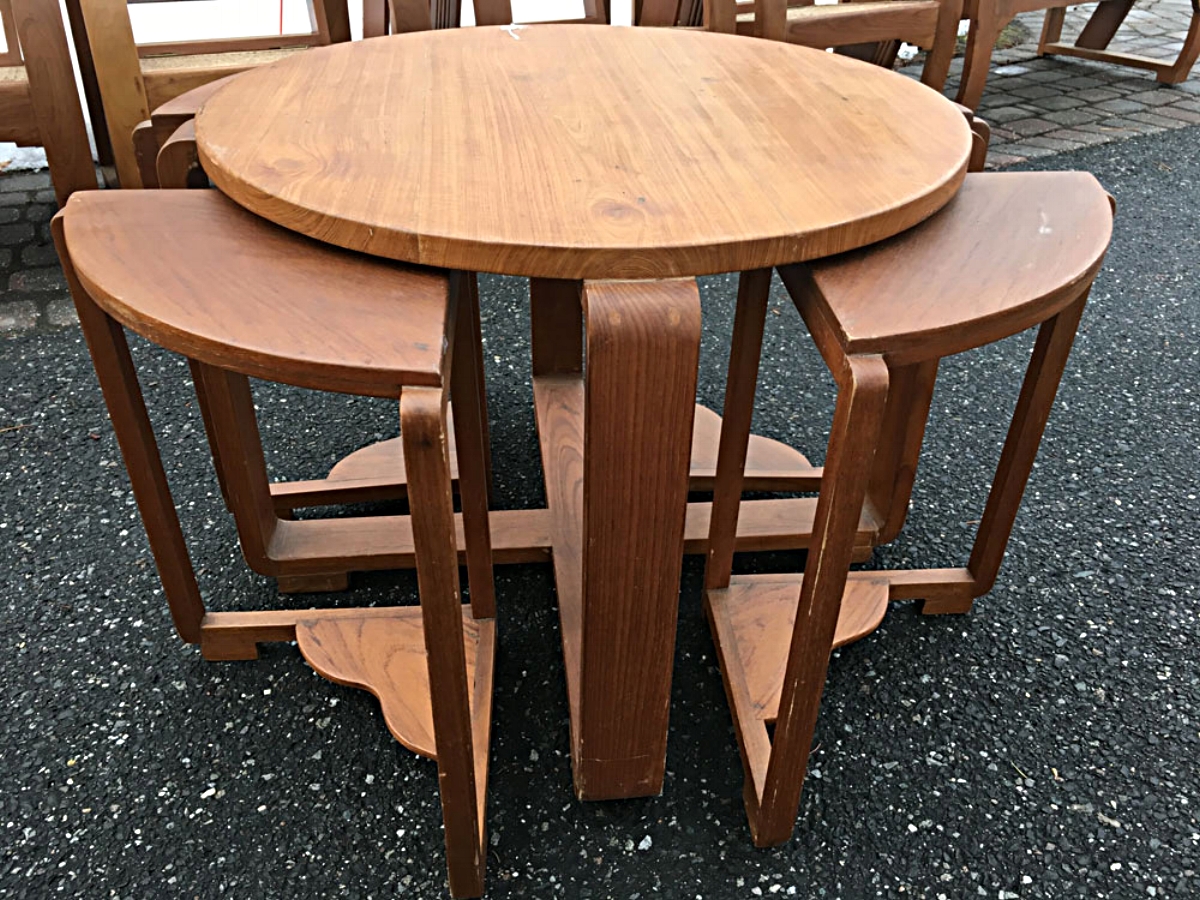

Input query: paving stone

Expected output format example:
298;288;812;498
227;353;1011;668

0;301;39;336
1043;128;1114;146
21;243;59;267
983;151;1027;168
0;248;11;269
1005;117;1060;136
1022;67;1074;83
1024;135;1087;151
44;297;78;328
32;189;57;204
991;142;1057;158
1125;88;1187;106
1009;85;1063;100
1044;108;1105;126
1095;98;1151;114
23;203;56;224
0;207;20;225
1054;75;1108;90
976;105;1037;123
1028;95;1087;111
0;223;35;246
1154;106;1200;123
1091;116;1162;134
0;171;51;192
0;192;31;207
1072;88;1124;102
8;267;66;294
1129;110;1191;128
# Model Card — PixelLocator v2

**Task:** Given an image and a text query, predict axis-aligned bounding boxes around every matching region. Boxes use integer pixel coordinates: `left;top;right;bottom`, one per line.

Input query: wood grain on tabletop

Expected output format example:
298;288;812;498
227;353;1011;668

196;24;972;279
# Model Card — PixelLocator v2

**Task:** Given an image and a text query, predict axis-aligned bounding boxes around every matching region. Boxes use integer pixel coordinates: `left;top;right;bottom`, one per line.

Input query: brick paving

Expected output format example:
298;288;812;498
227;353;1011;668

2;0;1198;333
944;0;1200;165
0;171;67;337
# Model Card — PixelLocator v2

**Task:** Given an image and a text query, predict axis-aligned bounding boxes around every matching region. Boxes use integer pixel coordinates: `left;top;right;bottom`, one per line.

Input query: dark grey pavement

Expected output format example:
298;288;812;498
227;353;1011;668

2;126;1199;899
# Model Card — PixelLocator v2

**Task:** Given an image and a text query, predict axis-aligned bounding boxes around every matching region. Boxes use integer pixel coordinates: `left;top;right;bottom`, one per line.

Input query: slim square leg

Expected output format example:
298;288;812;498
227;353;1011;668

402;386;486;898
751;354;889;846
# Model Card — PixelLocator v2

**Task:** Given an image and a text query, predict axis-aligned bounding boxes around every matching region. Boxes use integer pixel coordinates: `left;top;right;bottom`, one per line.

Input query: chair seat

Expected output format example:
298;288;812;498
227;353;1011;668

779;171;1113;365
140;47;300;74
61;190;452;396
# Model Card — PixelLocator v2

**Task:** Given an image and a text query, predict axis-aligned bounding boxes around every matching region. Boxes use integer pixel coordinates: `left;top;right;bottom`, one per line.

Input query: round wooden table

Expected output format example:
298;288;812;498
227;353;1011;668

195;24;972;802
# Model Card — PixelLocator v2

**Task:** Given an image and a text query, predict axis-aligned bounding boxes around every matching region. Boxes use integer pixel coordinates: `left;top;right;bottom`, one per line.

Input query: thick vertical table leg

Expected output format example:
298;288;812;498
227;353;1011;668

574;279;701;800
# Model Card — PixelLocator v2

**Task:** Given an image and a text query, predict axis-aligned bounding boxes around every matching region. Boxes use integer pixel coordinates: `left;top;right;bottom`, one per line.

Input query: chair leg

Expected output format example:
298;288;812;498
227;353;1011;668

192;365;280;572
187;358;233;510
1074;0;1135;50
705;268;772;592
864;359;939;545
1161;5;1200;84
450;272;496;620
956;1;1000;109
54;217;205;643
920;0;963;91
965;293;1088;598
1037;7;1066;53
751;354;889;847
402;387;486;899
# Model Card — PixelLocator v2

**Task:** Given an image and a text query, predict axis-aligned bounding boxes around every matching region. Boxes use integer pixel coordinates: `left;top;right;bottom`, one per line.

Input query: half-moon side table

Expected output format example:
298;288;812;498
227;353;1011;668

195;24;972;801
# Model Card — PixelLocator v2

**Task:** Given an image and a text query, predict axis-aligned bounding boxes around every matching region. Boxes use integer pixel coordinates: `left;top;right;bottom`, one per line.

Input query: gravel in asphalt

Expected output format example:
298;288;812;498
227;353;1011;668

1;125;1198;899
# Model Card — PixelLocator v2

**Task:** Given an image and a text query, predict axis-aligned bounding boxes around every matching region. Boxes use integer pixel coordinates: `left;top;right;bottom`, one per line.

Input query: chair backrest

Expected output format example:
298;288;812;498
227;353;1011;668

0;0;97;204
703;0;962;89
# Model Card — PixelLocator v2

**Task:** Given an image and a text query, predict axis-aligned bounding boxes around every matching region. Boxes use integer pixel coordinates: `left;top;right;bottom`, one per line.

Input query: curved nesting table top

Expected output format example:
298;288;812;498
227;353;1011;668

196;24;972;280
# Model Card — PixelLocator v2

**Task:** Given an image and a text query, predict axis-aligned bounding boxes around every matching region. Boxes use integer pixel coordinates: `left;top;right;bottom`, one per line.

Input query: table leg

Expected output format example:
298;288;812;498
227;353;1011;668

533;278;701;800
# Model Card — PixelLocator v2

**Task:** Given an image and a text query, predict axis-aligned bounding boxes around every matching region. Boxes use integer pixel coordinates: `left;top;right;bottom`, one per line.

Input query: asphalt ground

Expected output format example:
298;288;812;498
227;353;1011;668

2;125;1199;899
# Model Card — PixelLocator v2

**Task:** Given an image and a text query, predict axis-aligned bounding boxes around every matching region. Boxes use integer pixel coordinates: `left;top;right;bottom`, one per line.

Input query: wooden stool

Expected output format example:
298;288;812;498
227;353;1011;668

53;189;496;899
703;171;1114;847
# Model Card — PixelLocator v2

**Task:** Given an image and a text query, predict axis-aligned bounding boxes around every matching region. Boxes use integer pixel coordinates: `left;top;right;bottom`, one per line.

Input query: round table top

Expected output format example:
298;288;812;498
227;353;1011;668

196;25;971;280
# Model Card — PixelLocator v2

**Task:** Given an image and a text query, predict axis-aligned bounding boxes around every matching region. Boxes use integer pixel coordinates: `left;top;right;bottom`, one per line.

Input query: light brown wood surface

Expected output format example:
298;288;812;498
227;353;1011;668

780;171;1113;365
294;607;491;758
56;189;498;898
61;190;452;394
702;170;1114;848
2;0;97;204
197;24;971;279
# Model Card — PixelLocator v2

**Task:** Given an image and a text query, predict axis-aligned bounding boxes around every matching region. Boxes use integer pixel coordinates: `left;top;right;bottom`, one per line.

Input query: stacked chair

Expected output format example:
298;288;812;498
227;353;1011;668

76;0;354;188
702;174;1113;843
703;0;962;90
54;189;498;898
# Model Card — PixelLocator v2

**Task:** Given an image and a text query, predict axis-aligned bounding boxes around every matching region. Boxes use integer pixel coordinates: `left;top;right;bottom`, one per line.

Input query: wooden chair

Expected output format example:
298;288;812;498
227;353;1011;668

0;0;96;205
77;0;353;188
145;119;494;598
703;0;963;90
703;171;1113;846
53;189;496;898
957;0;1200;108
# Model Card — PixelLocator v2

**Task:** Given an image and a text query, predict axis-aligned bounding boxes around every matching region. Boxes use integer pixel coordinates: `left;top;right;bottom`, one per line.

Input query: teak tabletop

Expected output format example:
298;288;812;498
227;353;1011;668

192;24;973;802
195;24;971;280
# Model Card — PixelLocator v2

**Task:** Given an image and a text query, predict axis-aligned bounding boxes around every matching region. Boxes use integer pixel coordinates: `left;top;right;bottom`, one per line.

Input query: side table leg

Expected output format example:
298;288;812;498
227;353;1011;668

575;278;701;800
